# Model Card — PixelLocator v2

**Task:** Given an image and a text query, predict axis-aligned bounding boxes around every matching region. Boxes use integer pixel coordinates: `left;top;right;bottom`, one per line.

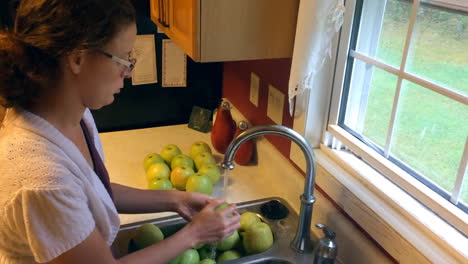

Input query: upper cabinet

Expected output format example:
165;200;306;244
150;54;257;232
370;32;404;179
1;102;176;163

150;0;299;62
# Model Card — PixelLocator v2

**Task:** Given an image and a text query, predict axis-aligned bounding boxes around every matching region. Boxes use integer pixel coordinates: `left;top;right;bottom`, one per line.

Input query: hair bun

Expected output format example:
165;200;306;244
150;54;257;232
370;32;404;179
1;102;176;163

0;30;41;108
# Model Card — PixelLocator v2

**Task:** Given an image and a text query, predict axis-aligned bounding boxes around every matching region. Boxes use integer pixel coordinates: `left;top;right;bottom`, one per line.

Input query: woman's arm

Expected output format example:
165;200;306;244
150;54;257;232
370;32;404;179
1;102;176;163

111;183;214;221
111;183;179;214
49;200;240;264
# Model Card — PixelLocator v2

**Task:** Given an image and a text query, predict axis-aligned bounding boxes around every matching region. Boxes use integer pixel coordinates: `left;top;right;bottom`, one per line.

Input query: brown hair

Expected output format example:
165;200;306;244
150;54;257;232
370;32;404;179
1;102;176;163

0;0;136;109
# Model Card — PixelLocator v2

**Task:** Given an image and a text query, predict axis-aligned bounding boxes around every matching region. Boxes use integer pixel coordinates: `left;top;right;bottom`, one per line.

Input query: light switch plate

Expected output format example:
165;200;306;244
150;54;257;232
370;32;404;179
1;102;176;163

267;84;285;125
249;72;260;107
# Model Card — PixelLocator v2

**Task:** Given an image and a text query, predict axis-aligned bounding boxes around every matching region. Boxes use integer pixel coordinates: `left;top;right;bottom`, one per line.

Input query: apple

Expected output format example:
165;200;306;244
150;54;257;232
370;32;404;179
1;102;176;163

133;223;164;249
146;162;171;181
160;144;182;165
148;178;173;190
186;173;213;195
194;152;216;171
242;222;274;254
215;202;229;211
189;141;212;159
198;244;217;260
217;230;240;251
143;153;165;172
170;165;195;190
214;202;236;218
171;154;195;170
240;212;261;231
198;259;216;264
197;164;221;184
217;250;241;262
194;243;205;250
171;249;200;264
169;255;181;264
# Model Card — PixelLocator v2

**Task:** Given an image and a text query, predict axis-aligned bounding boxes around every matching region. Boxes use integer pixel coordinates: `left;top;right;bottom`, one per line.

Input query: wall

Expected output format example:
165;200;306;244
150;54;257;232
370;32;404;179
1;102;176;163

223;59;396;263
223;59;294;157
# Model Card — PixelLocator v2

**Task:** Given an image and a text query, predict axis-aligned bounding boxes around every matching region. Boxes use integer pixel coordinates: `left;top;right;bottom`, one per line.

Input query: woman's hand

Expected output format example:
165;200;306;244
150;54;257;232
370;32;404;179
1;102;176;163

173;191;213;221
184;199;241;247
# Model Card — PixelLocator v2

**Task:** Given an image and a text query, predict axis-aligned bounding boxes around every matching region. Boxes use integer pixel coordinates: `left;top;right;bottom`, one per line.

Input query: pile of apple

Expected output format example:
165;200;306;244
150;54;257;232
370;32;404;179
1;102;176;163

144;141;221;194
131;209;274;264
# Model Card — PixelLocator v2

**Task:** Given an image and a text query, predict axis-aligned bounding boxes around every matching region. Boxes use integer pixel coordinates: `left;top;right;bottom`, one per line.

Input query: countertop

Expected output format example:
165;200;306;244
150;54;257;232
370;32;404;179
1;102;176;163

100;124;306;225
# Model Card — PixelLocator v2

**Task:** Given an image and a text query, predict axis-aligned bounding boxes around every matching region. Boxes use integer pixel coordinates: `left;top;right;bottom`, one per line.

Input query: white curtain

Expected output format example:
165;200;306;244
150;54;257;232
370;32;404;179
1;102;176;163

288;0;345;116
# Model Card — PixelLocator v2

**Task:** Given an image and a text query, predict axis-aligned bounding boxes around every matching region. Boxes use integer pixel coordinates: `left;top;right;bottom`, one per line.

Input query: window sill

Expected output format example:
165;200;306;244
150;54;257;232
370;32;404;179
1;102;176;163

313;147;467;264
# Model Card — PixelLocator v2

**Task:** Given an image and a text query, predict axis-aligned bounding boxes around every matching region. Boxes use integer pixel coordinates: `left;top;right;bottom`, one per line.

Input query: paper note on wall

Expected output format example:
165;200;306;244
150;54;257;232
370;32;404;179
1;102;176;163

131;35;157;86
162;39;187;87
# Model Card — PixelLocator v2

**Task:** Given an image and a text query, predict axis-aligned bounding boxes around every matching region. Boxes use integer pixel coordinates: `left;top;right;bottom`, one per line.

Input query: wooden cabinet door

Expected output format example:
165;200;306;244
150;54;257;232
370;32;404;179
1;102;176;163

168;0;197;59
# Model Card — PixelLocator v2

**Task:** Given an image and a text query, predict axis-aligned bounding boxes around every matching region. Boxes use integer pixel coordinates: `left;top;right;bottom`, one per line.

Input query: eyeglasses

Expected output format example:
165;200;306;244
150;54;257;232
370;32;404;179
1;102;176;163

97;50;137;76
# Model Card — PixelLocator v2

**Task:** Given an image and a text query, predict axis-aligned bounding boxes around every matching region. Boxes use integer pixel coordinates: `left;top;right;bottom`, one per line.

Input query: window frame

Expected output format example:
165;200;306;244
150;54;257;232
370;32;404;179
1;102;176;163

326;0;468;234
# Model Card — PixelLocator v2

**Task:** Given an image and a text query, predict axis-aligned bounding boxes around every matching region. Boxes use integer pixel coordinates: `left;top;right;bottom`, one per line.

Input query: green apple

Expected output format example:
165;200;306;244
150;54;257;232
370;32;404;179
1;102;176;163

171;154;195;170
161;144;182;165
217;250;241;262
198;259;216;264
217;230;240;251
215;202;229;211
148;178;173;190
242;222;274;254
169;255;181;264
170;165;195;190
143;153;165;172
197;164;221;184
194;243;205;250
198;243;217;260
146;162;171;181
240;212;261;231
177;249;200;264
194;152;216;171
133;223;164;249
190;141;212;159
214;202;236;218
186;173;213;195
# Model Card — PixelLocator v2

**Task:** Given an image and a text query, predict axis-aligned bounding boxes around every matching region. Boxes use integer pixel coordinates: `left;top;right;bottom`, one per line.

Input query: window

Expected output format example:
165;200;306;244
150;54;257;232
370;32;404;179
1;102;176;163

328;0;468;233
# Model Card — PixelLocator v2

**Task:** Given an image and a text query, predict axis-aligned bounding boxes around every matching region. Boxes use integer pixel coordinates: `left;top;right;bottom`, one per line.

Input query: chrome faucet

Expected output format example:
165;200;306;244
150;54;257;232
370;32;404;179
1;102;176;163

222;125;317;254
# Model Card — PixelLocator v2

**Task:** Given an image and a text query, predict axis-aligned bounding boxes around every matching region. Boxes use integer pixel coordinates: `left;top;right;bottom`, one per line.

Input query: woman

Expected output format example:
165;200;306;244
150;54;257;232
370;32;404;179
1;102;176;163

0;0;240;263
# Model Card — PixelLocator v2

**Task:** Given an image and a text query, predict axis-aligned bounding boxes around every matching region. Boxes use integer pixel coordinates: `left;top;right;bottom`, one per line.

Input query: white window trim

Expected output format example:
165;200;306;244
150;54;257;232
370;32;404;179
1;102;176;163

312;147;467;264
290;0;468;262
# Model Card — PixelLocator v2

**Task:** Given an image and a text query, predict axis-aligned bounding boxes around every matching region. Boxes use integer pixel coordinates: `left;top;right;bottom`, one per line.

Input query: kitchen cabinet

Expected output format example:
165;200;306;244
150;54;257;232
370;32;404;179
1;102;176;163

150;0;299;62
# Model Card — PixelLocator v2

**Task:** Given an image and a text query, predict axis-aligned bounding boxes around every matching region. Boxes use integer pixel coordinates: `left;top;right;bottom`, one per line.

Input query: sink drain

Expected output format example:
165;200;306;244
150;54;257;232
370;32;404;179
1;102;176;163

260;200;289;220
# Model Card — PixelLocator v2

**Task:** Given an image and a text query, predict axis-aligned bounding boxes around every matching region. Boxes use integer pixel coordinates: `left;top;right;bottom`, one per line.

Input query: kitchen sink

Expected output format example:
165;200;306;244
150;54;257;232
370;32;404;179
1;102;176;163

112;197;316;263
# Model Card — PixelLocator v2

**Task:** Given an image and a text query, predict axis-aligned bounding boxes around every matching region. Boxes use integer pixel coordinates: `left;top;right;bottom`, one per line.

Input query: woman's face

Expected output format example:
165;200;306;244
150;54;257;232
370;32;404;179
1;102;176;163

78;23;137;110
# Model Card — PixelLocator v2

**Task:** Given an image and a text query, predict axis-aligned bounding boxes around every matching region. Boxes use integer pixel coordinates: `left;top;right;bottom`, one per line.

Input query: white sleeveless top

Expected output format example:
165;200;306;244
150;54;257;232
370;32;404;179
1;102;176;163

0;108;120;263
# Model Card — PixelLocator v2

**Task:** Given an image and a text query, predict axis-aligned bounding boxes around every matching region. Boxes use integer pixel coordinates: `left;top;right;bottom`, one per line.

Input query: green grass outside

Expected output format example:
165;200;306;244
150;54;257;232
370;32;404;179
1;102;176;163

359;17;468;204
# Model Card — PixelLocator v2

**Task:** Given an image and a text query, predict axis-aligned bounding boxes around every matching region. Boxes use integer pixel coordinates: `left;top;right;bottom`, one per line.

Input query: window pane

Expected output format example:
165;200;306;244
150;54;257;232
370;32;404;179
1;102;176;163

391;81;468;199
407;4;468;95
344;60;398;148
356;0;413;67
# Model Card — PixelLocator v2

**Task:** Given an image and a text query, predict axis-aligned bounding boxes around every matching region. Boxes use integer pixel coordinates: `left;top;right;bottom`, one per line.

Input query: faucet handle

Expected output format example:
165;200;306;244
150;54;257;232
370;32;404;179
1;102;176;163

314;223;338;263
315;223;336;240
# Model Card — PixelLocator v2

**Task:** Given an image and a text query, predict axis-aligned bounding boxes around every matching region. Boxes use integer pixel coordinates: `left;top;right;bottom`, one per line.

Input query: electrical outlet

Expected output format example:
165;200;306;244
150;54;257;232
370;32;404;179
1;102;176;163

267;84;285;125
249;72;260;107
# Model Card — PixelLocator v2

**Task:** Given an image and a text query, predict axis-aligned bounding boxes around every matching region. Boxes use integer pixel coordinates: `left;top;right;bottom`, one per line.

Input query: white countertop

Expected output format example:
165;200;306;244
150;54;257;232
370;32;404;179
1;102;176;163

99;124;305;225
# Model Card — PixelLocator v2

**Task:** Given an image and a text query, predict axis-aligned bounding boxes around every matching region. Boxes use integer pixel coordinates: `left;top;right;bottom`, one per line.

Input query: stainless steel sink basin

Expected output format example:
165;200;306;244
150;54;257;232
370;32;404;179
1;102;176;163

112;197;316;263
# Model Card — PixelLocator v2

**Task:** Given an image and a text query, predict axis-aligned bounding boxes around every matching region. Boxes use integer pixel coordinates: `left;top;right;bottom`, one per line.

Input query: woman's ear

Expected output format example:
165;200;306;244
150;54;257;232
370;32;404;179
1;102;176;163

65;50;86;75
